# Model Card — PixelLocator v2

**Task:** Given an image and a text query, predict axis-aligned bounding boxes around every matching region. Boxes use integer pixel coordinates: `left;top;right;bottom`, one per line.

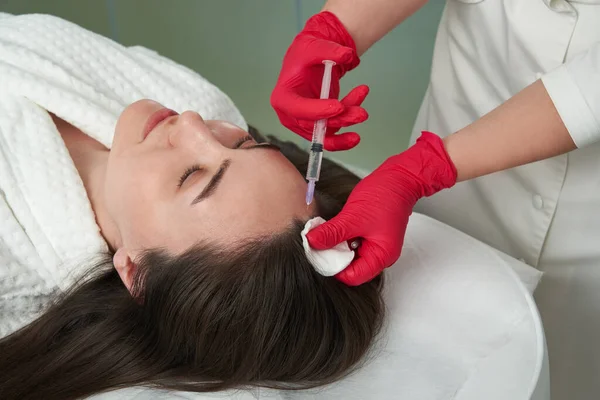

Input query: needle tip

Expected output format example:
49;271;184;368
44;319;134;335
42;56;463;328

306;182;315;205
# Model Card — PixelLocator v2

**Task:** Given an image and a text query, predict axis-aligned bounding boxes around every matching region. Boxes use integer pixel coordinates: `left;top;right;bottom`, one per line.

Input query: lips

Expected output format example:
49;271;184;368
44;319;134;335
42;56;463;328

142;108;178;140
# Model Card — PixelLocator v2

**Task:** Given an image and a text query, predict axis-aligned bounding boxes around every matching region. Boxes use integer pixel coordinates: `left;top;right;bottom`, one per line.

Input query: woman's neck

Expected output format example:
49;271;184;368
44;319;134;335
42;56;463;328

51;113;120;250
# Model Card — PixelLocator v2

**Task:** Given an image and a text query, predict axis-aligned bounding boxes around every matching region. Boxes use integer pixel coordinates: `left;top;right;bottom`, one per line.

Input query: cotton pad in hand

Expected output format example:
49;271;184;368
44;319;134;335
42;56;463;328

301;217;355;276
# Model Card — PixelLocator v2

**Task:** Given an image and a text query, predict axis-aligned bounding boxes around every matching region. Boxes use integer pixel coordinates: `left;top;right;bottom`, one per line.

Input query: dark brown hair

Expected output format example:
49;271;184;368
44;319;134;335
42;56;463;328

0;127;384;400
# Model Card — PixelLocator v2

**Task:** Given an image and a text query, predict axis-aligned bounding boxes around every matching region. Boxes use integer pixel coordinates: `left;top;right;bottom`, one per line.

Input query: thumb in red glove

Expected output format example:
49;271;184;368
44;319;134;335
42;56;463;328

271;11;370;151
307;132;458;286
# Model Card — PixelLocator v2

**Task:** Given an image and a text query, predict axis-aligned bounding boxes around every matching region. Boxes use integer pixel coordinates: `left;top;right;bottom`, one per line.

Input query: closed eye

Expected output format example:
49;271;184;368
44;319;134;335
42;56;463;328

177;136;277;190
177;164;201;188
232;135;253;149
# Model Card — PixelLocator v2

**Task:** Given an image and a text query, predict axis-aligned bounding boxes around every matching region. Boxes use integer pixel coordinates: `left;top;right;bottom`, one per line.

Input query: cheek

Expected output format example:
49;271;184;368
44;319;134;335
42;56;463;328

104;151;171;230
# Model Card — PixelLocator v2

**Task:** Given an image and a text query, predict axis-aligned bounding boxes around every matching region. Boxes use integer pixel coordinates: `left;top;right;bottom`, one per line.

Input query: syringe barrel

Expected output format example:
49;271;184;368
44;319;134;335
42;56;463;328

304;60;335;185
311;118;327;144
306;148;324;181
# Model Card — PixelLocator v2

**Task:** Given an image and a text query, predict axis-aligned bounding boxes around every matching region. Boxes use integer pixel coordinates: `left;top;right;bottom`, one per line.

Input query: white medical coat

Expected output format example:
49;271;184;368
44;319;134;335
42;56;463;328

411;1;600;399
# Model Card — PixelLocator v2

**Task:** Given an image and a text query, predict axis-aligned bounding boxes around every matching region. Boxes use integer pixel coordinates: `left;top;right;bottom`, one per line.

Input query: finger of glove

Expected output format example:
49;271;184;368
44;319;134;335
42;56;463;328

303;40;356;66
306;215;357;250
275;95;345;120
297;119;340;136
323;132;361;151
336;241;385;286
277;115;319;141
340;85;370;107
325;106;368;128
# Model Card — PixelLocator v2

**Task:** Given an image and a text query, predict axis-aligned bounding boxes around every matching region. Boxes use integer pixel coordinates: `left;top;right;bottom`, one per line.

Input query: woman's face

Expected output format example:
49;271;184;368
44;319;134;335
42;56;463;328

105;99;315;254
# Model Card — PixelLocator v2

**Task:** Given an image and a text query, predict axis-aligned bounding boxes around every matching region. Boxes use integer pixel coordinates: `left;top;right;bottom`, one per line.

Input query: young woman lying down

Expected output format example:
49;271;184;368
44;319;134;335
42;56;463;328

0;12;383;400
0;12;545;400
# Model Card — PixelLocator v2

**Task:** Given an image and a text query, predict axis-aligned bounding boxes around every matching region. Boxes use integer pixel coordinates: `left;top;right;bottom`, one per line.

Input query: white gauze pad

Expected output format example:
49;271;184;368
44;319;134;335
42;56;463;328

301;217;355;276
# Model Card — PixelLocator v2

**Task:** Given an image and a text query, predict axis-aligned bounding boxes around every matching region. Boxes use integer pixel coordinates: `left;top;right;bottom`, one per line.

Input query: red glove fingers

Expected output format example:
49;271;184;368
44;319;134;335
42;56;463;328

296;85;370;151
307;132;458;286
271;11;369;151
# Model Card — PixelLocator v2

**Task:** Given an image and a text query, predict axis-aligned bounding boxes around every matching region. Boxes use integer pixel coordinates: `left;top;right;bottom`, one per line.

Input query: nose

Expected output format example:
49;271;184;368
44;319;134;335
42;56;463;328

182;110;204;123
168;111;220;151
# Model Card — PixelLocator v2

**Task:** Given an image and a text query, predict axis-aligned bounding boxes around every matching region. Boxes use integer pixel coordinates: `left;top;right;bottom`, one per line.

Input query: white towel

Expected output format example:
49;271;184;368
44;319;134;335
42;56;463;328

0;13;247;337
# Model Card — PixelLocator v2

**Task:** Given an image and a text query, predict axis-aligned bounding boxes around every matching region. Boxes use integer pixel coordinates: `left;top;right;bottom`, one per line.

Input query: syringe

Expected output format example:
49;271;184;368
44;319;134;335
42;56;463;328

305;60;336;205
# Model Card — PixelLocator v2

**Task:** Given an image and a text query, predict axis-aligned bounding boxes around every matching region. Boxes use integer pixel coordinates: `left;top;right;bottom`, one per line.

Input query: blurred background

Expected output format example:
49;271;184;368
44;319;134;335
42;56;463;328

0;0;444;173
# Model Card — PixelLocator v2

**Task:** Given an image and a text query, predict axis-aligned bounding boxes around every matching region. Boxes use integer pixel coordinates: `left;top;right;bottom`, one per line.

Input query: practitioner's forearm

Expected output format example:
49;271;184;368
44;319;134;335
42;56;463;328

443;80;576;182
322;0;429;56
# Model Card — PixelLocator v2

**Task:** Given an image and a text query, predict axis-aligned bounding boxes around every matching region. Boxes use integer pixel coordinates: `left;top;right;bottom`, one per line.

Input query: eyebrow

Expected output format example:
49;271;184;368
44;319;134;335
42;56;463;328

191;143;280;205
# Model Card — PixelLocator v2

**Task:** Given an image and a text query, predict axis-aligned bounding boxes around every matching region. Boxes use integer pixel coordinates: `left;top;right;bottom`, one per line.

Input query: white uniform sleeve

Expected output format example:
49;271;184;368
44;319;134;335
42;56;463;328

541;42;600;148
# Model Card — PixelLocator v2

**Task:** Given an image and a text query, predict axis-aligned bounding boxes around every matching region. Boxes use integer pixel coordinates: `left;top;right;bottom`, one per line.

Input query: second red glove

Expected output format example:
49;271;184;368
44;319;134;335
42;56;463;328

307;132;458;285
271;11;369;151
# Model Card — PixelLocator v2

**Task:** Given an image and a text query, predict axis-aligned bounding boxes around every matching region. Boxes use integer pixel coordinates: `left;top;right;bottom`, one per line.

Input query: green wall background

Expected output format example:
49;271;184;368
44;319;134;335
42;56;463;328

1;0;444;172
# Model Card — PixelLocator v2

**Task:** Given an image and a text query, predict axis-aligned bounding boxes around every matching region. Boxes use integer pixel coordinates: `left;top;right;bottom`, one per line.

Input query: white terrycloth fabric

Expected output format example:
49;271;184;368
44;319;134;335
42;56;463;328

300;217;354;276
0;13;247;338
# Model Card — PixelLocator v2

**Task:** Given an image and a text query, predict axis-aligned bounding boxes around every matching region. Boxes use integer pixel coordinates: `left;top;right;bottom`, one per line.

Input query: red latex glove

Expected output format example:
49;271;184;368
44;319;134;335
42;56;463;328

271;11;369;151
307;132;458;286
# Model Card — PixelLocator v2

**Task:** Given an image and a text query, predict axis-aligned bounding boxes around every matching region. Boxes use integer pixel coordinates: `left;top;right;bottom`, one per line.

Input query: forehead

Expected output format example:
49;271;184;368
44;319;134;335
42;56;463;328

174;150;316;251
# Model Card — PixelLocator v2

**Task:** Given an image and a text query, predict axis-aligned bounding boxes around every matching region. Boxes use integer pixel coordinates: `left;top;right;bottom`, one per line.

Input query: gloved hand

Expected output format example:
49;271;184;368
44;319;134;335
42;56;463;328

271;11;369;151
307;132;458;286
